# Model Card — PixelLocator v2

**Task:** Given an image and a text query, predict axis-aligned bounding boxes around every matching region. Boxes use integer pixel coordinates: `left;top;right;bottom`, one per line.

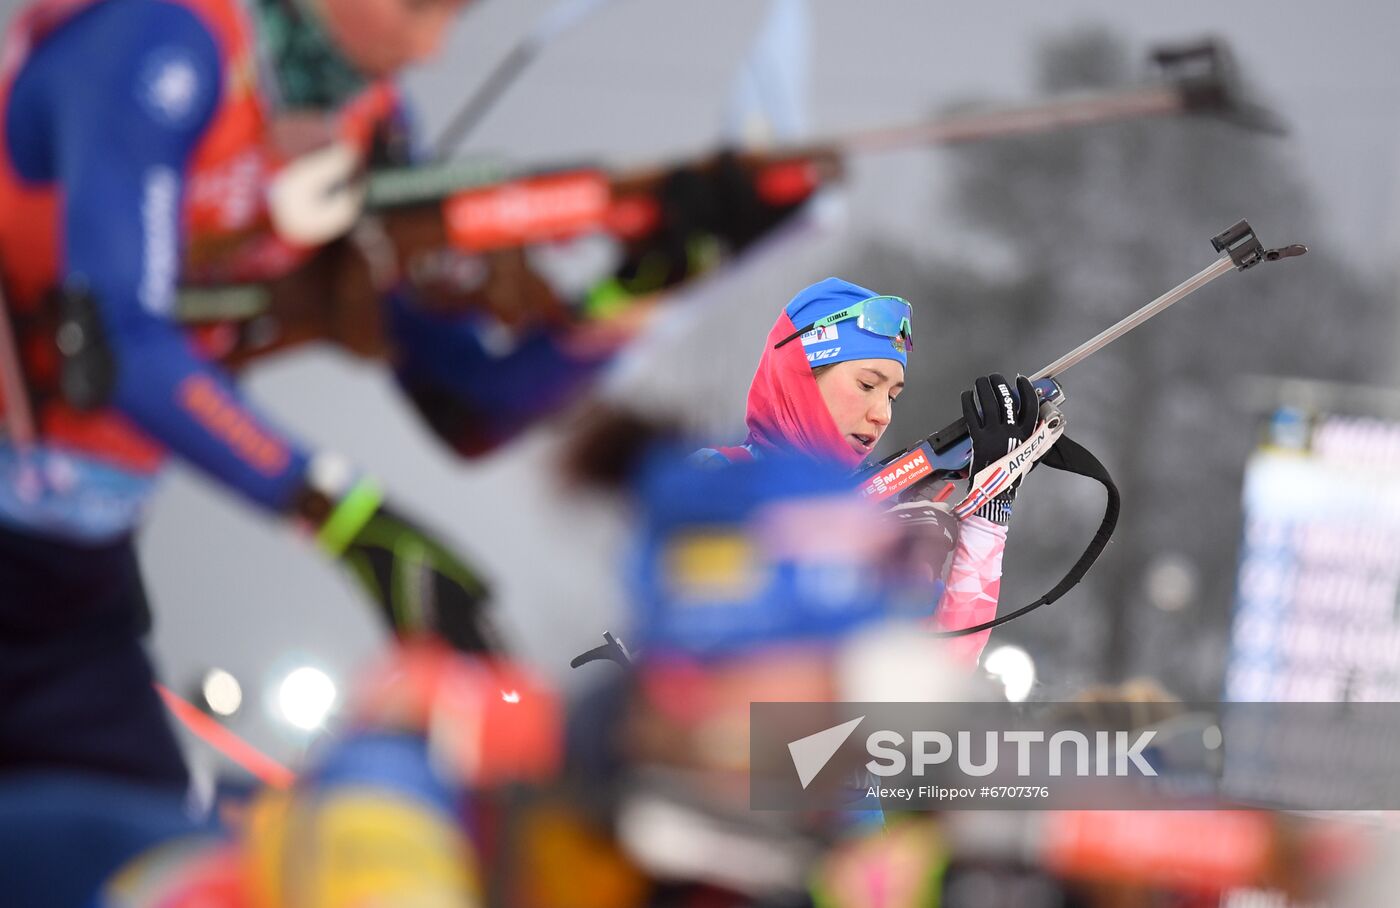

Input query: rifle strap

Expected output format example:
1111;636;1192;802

952;405;1065;520
935;433;1119;637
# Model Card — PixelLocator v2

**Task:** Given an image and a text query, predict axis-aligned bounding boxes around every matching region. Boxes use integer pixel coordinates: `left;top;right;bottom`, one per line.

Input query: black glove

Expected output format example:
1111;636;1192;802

306;477;502;653
961;373;1038;525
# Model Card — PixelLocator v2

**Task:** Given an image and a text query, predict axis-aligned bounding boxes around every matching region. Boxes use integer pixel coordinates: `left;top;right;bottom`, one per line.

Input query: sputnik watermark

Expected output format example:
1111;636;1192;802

753;702;1214;811
788;716;864;789
752;701;1400;811
864;729;1157;778
786;715;1155;805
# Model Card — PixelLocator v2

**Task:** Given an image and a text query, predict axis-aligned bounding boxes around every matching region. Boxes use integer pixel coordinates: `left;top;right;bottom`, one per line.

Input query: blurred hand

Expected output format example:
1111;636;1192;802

311;478;502;653
882;499;959;600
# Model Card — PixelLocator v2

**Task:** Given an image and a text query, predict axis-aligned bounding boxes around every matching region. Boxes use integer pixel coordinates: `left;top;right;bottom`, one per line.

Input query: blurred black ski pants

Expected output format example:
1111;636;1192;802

0;524;188;791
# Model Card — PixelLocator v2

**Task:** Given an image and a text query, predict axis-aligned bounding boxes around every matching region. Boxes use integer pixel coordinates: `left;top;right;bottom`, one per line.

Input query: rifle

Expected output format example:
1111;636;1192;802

856;220;1307;635
175;41;1282;372
568;222;1306;666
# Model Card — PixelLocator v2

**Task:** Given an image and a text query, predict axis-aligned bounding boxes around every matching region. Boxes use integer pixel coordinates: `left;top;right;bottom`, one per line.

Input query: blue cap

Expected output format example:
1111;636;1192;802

783;278;910;371
629;452;912;660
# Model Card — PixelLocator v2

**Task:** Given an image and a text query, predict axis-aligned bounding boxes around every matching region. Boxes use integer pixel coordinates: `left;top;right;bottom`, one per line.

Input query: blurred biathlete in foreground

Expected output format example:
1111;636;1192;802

0;0;626;790
519;451;1000;906
693;277;1047;664
0;454;989;908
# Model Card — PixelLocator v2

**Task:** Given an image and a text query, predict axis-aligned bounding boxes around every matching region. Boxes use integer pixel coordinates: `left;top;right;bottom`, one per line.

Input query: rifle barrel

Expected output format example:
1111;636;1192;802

840;85;1185;155
1032;255;1234;381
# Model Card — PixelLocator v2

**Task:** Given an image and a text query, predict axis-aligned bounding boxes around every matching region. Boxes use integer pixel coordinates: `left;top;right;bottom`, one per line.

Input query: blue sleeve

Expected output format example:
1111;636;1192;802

29;0;310;510
387;293;613;458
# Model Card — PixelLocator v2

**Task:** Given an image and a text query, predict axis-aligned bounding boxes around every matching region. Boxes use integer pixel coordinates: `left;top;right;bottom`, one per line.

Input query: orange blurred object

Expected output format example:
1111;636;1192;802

155;684;294;790
443;171;611;252
1042;810;1275;892
354;641;563;787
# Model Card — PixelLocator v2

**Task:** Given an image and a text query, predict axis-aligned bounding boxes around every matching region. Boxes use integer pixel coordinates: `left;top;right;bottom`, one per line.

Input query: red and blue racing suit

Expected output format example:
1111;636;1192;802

0;0;609;787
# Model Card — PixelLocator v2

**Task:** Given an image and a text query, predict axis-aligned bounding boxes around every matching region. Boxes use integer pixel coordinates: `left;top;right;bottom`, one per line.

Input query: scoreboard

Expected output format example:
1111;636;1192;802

1226;412;1400;702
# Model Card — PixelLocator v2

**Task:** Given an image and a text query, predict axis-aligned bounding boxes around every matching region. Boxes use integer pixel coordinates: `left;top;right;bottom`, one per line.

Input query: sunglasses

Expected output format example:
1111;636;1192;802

773;295;914;350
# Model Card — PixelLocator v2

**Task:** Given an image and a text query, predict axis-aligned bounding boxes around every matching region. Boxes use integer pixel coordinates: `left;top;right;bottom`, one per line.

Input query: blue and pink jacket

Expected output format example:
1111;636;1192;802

697;304;1006;665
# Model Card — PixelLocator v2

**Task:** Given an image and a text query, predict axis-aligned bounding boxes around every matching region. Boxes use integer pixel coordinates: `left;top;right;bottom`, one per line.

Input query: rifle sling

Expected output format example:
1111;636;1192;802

934;433;1120;638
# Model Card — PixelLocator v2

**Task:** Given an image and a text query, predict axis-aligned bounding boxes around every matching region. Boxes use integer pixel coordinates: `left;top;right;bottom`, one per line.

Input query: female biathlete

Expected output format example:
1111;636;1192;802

694;277;1042;664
